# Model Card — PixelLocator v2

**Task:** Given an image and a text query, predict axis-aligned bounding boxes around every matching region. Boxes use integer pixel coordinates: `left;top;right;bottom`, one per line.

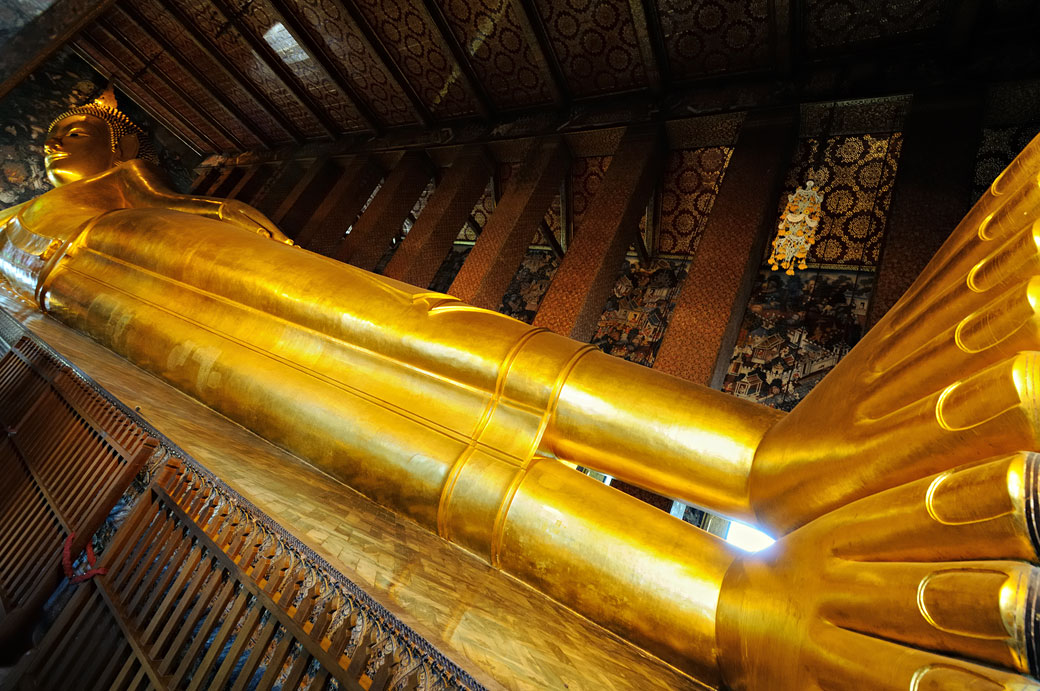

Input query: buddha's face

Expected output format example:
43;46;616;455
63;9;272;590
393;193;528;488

44;114;118;187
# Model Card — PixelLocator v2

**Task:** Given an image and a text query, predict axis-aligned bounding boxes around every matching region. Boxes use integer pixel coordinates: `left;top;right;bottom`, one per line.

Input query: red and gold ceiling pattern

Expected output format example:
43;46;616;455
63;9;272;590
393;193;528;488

532;0;648;97
657;0;772;80
352;0;480;119
219;0;366;133
277;0;416;125
70;0;961;153
804;0;945;51
436;0;554;110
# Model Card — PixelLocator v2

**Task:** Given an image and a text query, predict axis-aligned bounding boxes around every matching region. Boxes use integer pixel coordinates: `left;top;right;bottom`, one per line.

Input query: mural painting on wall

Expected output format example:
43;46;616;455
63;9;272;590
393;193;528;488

590;257;692;367
429;245;472;293
725;267;875;410
497;156;611;321
588;145;733;367
723;132;903;411
499;249;560;323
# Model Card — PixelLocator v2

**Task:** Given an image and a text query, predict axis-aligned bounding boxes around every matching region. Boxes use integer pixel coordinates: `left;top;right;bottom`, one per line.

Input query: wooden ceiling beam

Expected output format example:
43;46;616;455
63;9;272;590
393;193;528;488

96;18;251;151
208;0;340;138
419;0;494;118
264;0;382;134
116;4;273;148
74;31;222;154
512;0;569;108
626;0;664;94
331;0;433;128
772;0;794;78
146;0;305;144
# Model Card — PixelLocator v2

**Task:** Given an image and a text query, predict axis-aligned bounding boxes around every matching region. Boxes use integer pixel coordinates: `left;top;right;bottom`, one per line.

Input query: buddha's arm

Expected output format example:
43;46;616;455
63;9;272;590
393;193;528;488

114;160;293;244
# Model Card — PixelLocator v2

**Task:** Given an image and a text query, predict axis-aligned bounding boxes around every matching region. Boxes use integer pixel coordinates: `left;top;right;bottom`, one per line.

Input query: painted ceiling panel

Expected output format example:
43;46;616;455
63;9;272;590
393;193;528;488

434;0;554;110
104;7;266;150
278;0;416;126
122;0;288;144
351;0;480;118
229;0;367;133
75;29;222;153
169;0;326;139
656;0;772;80
70;0;1028;155
804;0;946;51
531;0;648;97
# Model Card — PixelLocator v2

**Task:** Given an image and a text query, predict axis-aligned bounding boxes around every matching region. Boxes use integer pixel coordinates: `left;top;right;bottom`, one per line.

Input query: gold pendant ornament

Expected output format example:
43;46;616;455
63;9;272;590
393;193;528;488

770;180;822;275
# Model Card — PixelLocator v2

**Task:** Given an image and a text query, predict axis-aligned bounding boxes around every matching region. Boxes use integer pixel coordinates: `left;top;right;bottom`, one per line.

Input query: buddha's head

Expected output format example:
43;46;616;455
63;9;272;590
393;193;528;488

44;87;152;187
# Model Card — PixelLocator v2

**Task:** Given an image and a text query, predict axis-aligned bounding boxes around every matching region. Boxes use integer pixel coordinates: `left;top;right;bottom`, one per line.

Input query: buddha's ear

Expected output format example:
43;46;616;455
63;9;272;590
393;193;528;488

114;133;140;162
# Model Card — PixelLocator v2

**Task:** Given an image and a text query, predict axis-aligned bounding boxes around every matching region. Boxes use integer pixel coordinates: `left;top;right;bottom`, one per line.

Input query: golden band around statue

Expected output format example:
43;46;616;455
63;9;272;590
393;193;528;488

2;93;1040;689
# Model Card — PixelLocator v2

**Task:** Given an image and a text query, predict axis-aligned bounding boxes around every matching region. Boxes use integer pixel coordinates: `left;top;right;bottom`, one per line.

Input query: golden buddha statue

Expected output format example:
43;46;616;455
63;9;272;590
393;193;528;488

3;90;1040;690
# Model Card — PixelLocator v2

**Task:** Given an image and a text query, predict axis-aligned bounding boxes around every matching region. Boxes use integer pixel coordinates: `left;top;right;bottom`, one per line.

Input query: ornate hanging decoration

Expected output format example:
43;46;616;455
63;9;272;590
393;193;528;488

770;180;823;275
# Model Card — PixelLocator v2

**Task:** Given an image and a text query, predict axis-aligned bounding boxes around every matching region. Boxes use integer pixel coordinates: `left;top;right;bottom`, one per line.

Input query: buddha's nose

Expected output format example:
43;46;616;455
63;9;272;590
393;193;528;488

43;137;61;154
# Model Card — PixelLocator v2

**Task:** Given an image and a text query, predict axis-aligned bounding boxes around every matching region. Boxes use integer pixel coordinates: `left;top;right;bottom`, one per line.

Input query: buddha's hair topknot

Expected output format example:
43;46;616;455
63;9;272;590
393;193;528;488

48;86;157;162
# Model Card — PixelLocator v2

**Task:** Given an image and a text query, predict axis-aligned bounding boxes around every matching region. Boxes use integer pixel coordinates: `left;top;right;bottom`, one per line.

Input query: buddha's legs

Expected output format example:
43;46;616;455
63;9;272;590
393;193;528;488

40;207;785;529
41;238;736;681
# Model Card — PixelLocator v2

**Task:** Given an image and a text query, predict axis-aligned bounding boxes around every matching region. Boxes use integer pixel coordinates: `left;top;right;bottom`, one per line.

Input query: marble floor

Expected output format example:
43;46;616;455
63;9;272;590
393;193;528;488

0;289;710;691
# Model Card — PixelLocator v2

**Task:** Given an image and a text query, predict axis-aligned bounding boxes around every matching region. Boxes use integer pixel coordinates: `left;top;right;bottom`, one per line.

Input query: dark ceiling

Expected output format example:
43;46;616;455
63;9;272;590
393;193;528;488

70;0;1040;156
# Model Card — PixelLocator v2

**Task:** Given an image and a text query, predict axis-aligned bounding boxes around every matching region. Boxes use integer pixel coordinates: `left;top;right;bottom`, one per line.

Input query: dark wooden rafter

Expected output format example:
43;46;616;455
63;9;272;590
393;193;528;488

772;0;794;78
329;0;433;127
207;0;341;137
115;4;273;148
0;0;119;101
74;33;222;153
512;0;569;107
419;0;494;118
136;0;305;144
263;0;382;133
85;21;243;151
626;0;663;93
945;0;985;55
539;220;564;258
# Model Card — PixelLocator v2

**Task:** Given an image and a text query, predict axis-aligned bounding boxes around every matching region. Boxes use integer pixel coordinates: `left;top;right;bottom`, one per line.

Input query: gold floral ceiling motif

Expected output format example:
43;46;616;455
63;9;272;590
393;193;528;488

69;0;988;154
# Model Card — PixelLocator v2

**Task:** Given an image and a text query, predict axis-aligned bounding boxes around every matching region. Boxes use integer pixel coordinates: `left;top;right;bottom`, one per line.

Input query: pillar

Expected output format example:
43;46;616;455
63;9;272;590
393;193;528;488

653;108;797;386
336;151;433;271
533;125;663;341
383;148;492;288
449;138;569;309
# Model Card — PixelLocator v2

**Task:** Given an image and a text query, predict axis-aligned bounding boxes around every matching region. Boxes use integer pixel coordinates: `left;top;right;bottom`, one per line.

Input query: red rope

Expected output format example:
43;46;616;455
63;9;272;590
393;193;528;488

62;532;108;584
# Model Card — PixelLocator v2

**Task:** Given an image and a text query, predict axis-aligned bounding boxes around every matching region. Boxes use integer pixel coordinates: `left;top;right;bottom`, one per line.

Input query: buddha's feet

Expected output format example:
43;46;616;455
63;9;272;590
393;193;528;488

747;132;1040;534
719;452;1040;690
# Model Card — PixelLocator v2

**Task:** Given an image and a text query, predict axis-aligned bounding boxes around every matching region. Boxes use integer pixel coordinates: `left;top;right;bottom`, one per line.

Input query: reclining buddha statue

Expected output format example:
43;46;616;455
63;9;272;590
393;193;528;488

2;89;1040;690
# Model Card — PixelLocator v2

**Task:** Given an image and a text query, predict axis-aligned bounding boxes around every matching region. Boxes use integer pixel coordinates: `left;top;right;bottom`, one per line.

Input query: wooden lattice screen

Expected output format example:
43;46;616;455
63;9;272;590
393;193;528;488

0;335;158;657
4;456;419;690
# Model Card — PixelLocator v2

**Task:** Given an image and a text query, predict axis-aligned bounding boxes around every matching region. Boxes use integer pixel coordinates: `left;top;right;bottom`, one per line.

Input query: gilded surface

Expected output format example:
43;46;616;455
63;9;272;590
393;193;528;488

6;106;1040;689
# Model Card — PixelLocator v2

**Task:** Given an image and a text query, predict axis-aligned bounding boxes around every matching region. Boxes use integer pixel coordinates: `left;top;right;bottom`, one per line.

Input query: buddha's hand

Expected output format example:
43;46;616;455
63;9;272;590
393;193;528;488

747;134;1040;534
217;199;294;245
719;453;1040;690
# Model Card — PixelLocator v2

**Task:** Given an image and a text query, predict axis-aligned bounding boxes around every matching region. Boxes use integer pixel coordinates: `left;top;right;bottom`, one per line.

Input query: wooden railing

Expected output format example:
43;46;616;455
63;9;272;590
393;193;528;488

0;335;157;659
0;315;484;690
5;457;420;690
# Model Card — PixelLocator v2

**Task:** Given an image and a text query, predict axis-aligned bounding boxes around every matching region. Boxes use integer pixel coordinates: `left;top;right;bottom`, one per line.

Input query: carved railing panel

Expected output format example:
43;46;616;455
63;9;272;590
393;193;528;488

0;335;157;656
0;314;483;691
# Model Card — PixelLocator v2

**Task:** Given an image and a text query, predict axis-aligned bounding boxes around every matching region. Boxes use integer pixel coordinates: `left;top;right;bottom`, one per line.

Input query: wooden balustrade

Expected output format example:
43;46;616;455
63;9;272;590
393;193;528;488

4;456;421;690
0;336;157;660
0;318;482;690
